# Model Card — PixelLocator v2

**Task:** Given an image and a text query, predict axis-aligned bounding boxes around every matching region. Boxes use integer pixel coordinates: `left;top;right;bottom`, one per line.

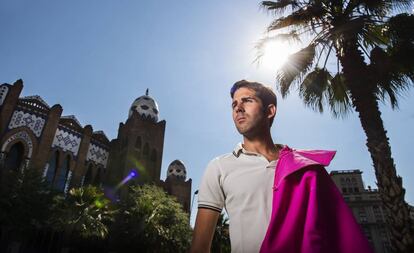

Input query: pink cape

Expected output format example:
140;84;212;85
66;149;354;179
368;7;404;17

260;146;374;253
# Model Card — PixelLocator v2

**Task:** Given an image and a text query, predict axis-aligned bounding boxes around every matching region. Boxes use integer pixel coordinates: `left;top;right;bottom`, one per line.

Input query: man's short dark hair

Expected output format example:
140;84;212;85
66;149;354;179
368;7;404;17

230;80;277;126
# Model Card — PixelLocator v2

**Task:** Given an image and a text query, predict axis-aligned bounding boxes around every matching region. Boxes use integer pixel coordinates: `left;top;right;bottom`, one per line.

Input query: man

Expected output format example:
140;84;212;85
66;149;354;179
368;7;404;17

190;80;373;253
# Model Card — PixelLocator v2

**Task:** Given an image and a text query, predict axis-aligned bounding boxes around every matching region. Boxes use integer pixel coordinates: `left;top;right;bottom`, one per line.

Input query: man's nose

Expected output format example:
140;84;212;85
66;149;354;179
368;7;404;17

235;104;244;113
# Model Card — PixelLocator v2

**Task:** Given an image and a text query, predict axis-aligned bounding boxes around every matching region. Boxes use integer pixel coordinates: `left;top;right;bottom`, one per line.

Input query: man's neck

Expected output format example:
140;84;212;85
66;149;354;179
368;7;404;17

242;132;280;162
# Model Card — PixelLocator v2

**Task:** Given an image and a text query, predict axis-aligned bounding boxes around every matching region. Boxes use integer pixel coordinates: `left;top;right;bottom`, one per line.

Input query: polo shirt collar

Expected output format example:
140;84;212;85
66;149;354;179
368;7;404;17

232;143;244;157
232;142;272;158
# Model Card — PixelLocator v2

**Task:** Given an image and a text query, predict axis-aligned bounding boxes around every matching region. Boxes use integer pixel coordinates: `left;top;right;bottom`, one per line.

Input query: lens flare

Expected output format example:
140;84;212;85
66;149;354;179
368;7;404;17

94;199;104;208
116;169;139;188
104;156;146;202
129;156;149;180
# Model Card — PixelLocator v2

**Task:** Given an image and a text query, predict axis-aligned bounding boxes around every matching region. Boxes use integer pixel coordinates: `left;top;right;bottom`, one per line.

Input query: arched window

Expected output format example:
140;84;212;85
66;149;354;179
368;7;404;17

151;149;157;163
135;136;142;150
4;142;25;171
84;164;93;185
46;151;59;184
56;155;70;191
95;167;102;186
135;137;142;158
143;143;149;156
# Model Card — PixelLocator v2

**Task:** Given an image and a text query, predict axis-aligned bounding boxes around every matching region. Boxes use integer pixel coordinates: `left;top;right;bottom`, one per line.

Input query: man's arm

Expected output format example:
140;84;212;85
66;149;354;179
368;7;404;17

190;208;220;253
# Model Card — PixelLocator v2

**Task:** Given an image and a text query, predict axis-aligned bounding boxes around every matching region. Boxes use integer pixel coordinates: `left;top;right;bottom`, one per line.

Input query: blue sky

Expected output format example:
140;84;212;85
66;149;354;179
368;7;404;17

1;0;413;224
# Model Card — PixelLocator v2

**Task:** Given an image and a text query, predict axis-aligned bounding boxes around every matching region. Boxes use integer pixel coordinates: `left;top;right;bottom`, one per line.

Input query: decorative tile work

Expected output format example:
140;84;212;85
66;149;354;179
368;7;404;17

52;128;81;156
0;85;9;106
87;143;109;167
1;131;34;158
8;110;46;137
22;159;30;171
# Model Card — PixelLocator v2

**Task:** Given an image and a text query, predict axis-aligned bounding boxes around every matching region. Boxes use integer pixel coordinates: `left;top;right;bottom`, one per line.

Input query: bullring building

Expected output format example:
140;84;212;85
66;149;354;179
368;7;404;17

0;79;192;213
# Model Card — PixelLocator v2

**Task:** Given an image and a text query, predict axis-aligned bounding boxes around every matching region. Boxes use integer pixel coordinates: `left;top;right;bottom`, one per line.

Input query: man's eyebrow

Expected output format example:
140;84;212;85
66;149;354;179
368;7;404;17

241;96;257;101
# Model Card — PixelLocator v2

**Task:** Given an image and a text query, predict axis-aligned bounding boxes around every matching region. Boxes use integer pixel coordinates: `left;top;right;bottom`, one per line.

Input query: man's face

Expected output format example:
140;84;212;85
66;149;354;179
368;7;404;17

232;87;267;137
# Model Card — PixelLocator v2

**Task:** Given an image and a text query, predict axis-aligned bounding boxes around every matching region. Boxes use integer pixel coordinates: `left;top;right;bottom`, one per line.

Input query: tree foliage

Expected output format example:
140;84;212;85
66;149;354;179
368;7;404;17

109;184;192;253
212;212;231;253
258;1;414;117
0;168;57;237
48;185;116;240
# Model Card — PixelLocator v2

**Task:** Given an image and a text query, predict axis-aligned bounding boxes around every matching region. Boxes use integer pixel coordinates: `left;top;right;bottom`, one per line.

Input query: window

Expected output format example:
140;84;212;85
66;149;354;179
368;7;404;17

143;143;149;156
151;149;157;162
4;142;25;171
359;207;367;222
95;167;102;186
352;177;357;185
46;151;59;184
84;164;93;185
373;205;383;222
362;227;372;241
56;156;70;191
135;136;141;150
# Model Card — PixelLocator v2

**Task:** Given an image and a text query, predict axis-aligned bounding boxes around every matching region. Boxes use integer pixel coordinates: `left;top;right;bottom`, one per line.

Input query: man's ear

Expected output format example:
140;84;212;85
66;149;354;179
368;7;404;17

267;104;276;119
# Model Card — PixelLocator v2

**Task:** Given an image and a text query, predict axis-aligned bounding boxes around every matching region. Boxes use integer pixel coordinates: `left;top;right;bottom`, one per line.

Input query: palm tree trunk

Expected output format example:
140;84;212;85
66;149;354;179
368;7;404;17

339;39;414;253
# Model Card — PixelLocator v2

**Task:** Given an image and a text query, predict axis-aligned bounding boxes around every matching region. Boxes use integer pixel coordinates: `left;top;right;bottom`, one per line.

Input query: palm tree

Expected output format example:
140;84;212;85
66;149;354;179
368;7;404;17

258;1;414;252
49;186;116;250
212;212;231;253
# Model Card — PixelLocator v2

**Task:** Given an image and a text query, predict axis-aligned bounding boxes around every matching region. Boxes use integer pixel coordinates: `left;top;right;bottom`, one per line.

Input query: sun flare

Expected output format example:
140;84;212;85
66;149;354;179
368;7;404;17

260;40;299;70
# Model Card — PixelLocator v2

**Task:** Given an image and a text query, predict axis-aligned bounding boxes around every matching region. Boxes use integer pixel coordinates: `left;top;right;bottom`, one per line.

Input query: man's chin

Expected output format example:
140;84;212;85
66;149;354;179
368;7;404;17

236;126;250;135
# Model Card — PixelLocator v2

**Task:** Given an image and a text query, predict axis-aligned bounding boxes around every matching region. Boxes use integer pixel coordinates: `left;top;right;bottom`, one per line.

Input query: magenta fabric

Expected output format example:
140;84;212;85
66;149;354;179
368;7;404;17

260;146;374;253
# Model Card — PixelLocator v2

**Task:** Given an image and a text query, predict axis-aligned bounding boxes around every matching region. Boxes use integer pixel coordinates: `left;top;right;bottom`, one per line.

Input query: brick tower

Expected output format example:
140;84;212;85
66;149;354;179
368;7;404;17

105;89;165;187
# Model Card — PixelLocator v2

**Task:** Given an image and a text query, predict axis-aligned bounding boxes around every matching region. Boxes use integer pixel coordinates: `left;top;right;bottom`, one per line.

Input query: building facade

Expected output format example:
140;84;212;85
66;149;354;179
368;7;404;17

0;80;191;213
330;170;392;253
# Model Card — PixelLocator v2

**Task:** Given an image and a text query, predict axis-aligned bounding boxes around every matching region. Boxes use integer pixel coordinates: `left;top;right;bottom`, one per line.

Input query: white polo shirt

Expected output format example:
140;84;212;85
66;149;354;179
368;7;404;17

198;143;278;253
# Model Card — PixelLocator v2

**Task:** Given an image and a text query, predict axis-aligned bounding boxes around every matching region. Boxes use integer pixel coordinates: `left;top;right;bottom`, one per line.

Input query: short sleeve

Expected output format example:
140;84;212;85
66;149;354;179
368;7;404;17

198;158;225;212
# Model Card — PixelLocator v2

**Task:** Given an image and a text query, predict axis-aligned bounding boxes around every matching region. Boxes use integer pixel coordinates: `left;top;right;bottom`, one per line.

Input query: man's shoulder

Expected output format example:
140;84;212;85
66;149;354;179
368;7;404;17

207;152;236;166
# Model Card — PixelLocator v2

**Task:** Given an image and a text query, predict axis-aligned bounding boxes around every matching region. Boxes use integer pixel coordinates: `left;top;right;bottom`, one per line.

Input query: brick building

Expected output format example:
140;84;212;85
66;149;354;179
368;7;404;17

330;170;392;253
0;79;191;213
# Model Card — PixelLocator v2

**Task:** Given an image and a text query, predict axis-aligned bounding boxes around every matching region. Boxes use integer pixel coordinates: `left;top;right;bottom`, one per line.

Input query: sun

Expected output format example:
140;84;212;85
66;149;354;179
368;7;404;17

260;40;299;70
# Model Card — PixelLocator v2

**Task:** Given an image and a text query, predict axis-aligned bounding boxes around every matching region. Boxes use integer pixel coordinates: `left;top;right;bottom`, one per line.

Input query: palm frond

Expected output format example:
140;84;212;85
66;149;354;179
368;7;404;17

298;68;332;113
360;23;389;49
390;0;413;13
266;5;326;32
359;0;391;16
376;75;412;109
369;46;413;109
385;13;414;78
277;44;316;97
329;16;367;39
254;31;301;64
328;73;352;118
261;0;301;15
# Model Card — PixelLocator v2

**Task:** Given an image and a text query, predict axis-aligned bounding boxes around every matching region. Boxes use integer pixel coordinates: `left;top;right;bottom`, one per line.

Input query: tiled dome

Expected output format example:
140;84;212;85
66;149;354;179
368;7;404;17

167;160;187;181
129;89;159;123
